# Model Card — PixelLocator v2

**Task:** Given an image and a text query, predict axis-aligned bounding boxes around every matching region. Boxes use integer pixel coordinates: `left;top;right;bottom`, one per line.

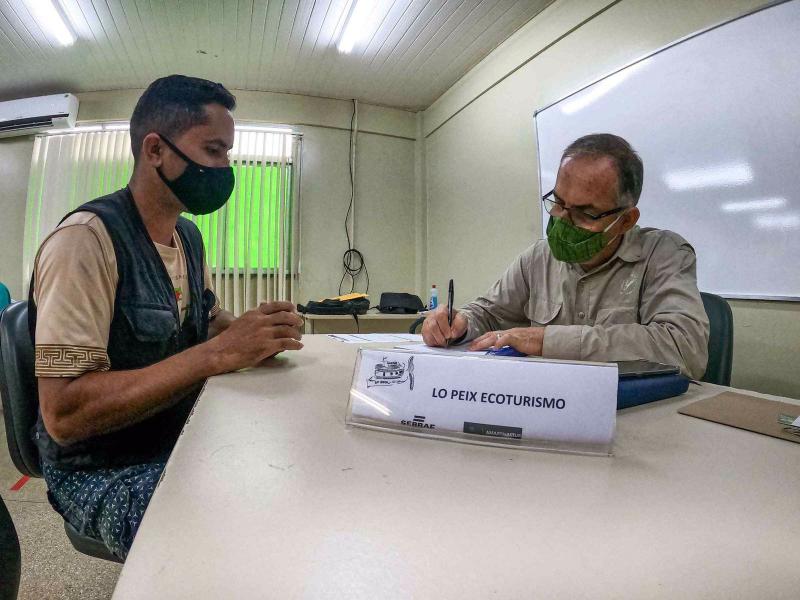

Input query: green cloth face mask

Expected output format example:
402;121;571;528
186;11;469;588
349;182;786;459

546;213;625;263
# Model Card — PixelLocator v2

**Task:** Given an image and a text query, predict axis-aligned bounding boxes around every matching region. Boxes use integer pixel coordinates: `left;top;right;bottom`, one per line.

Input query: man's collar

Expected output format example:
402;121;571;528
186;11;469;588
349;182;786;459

615;225;643;263
571;225;643;275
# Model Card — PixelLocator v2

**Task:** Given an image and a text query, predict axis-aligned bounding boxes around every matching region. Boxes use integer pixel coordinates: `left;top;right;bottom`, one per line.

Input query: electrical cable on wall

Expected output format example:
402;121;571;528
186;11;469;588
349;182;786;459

339;98;369;296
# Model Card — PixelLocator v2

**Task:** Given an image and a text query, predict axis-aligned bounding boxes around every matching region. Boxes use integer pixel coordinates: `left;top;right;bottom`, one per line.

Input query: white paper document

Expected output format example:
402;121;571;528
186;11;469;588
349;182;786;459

393;343;486;356
328;333;423;344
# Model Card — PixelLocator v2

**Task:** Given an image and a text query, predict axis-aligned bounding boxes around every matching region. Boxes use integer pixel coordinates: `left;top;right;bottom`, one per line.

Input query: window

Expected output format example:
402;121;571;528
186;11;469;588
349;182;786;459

188;162;294;271
24;124;302;314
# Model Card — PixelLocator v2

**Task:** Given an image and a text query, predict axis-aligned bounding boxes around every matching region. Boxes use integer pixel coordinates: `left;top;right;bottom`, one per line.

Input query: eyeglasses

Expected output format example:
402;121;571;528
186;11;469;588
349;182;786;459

542;189;627;227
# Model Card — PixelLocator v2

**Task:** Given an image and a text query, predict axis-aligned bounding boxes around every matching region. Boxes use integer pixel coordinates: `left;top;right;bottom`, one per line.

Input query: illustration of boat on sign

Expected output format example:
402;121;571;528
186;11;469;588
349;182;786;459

367;356;415;390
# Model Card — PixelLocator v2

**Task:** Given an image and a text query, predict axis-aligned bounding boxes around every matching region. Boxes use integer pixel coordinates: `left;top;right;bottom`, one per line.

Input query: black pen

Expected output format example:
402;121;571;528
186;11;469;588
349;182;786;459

447;278;454;346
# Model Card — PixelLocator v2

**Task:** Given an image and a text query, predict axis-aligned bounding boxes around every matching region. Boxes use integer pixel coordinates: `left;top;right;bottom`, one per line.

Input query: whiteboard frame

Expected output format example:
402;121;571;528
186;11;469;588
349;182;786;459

532;0;799;302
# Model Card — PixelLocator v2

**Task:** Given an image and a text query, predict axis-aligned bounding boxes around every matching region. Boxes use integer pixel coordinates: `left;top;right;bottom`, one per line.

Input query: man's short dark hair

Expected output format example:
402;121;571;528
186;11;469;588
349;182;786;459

561;133;644;207
130;75;236;164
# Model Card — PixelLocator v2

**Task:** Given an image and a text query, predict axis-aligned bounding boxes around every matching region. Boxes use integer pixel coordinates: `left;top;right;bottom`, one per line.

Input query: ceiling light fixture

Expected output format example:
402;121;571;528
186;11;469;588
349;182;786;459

336;0;374;54
25;0;75;47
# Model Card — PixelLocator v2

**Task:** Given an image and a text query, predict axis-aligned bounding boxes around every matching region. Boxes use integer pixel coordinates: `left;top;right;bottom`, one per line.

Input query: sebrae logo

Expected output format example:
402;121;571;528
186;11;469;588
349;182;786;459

400;415;435;429
367;356;415;390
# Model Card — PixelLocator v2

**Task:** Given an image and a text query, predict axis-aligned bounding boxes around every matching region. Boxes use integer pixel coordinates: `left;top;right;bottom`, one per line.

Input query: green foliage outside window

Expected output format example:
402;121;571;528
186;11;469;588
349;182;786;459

186;163;293;270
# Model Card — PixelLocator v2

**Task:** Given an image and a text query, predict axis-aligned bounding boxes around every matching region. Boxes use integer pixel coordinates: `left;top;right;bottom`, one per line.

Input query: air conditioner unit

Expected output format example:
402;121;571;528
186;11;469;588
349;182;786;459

0;93;79;138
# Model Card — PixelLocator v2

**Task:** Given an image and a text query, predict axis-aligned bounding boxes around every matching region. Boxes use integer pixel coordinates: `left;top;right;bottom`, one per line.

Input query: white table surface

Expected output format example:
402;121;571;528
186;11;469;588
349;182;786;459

303;313;423;320
113;336;800;599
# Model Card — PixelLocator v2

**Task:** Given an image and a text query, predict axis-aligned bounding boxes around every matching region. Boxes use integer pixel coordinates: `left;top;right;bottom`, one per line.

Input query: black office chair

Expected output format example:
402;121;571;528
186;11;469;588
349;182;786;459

699;292;734;386
409;316;425;334
0;495;20;600
0;301;123;564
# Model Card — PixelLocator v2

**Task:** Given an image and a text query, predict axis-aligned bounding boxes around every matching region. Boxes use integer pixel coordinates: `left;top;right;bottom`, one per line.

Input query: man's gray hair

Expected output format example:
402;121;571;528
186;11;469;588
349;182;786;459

561;133;644;207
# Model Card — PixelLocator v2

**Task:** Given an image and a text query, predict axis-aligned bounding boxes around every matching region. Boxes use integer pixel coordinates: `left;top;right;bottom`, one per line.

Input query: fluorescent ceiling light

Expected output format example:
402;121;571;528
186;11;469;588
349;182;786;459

104;122;130;131
663;162;753;191
337;0;374;54
25;0;75;47
754;213;800;230
561;63;645;115
721;197;787;213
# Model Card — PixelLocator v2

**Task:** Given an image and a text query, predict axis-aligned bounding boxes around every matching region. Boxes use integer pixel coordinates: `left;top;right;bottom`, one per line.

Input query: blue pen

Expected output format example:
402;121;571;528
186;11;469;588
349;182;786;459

486;345;527;357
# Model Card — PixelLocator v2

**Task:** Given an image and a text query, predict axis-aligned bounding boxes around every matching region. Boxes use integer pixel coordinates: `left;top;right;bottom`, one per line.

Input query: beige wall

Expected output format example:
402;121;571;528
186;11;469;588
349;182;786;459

423;0;800;399
0;136;34;299
298;125;417;303
77;89;416;139
728;299;799;398
0;89;417;307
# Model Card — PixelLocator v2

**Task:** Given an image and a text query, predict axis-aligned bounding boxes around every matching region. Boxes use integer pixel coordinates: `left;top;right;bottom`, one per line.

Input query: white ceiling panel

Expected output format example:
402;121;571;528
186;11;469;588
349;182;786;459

0;0;552;111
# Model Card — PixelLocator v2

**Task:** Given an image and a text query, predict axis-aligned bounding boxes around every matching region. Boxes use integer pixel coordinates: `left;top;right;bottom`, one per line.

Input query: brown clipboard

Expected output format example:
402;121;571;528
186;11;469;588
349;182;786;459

679;391;800;444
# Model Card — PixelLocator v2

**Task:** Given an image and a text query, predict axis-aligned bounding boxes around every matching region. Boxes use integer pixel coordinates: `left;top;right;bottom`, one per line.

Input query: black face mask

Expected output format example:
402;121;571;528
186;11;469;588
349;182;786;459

156;135;235;215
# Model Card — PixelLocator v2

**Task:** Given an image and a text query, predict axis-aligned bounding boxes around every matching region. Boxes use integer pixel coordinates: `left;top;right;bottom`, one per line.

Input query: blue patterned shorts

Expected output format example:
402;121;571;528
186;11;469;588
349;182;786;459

42;462;165;560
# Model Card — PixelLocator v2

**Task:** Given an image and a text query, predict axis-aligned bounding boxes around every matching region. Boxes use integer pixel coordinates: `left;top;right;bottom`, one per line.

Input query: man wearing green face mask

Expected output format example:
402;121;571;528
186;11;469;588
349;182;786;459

422;133;709;379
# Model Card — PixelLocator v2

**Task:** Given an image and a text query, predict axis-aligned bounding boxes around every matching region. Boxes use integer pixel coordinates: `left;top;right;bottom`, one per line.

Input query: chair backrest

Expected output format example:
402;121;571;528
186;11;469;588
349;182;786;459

700;292;734;386
0;283;10;312
0;302;125;564
0;301;42;477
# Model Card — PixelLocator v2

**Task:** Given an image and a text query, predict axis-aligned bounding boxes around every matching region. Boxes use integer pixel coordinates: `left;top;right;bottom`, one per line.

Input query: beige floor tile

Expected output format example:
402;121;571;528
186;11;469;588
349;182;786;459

6;500;121;600
1;414;122;599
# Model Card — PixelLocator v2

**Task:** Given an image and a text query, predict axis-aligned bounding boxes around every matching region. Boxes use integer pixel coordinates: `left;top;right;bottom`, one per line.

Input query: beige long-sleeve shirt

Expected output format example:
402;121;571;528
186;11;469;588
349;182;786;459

459;226;710;379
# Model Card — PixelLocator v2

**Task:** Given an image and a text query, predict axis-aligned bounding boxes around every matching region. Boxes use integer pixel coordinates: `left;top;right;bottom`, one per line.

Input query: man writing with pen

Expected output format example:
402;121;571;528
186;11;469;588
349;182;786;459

422;133;709;379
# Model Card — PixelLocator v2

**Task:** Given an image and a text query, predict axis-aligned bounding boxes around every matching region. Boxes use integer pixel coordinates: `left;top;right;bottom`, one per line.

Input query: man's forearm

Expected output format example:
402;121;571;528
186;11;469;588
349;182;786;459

39;341;224;445
542;319;709;379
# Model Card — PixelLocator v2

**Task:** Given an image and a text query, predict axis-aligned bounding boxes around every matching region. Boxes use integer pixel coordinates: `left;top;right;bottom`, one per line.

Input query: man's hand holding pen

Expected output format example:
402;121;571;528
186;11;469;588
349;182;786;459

422;306;468;347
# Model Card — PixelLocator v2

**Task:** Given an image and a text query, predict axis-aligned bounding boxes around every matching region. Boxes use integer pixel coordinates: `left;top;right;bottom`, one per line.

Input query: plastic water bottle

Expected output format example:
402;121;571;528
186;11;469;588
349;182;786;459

429;284;438;310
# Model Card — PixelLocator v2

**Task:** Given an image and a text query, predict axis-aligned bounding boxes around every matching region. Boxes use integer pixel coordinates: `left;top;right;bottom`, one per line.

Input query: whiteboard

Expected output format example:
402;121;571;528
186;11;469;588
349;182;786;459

534;0;800;301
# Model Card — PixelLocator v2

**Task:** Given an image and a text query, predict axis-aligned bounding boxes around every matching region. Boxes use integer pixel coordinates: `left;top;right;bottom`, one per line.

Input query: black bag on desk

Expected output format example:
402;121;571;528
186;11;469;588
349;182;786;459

376;292;425;314
297;297;370;316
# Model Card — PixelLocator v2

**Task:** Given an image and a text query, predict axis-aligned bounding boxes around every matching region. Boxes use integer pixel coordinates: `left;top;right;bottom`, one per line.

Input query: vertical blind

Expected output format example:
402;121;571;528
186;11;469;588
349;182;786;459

23;126;302;315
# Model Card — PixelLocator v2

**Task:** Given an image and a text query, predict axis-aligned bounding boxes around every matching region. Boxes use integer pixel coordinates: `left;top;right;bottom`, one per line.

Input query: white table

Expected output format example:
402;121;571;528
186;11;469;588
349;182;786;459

113;336;800;599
